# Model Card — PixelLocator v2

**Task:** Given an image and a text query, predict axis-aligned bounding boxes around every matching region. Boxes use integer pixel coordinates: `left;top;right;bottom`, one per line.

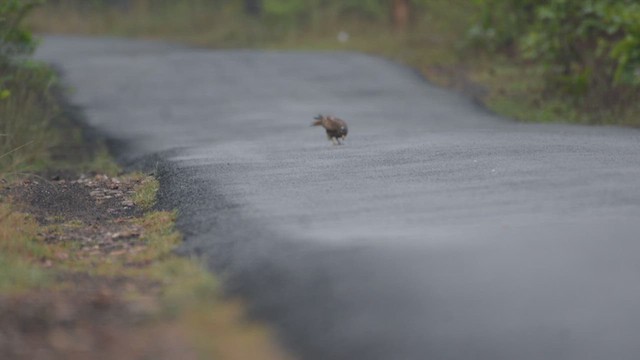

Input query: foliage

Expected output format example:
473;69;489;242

29;0;640;125
471;0;640;98
0;0;43;63
1;0;45;148
256;0;392;29
525;0;640;87
1;1;118;175
468;0;540;50
0;61;58;173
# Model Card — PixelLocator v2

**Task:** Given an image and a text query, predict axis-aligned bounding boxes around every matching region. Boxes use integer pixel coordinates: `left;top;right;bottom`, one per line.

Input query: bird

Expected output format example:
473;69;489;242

311;114;348;145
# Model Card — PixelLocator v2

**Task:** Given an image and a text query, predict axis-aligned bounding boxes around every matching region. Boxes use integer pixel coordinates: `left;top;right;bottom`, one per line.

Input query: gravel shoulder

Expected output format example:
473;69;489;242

1;172;291;360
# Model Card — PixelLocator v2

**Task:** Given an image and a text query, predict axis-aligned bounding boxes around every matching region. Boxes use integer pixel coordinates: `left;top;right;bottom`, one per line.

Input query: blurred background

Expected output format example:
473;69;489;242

27;0;640;127
2;0;640;174
1;2;639;358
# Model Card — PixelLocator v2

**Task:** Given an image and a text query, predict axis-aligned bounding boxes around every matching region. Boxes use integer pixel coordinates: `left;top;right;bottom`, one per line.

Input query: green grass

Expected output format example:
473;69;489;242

76;146;121;177
0;62;58;175
0;60;122;177
0;254;49;293
0;204;51;293
130;173;160;211
133;210;181;263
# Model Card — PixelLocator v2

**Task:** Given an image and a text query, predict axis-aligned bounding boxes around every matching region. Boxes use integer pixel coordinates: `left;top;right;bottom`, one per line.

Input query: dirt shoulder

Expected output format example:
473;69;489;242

0;172;291;360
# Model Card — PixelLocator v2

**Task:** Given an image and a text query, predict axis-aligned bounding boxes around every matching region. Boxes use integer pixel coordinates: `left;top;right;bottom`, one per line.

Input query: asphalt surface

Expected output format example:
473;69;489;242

37;35;640;360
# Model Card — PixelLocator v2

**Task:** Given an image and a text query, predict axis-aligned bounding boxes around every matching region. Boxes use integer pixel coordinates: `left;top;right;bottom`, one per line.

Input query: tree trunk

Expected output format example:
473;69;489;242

392;0;410;32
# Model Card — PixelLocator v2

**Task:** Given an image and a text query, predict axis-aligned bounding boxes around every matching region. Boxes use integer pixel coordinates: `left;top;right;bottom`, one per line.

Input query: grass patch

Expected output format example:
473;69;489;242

0;59;121;179
0;62;59;175
0;204;51;293
181;299;293;360
75;146;121;177
470;61;572;123
131;173;160;211
132;210;181;264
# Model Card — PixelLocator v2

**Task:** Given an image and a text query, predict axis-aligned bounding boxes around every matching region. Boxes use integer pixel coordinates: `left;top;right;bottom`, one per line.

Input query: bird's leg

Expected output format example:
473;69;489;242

331;137;339;146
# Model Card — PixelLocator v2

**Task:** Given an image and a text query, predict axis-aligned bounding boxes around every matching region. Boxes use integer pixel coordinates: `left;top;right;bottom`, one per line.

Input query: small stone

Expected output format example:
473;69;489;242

111;230;141;240
109;249;128;256
89;190;104;197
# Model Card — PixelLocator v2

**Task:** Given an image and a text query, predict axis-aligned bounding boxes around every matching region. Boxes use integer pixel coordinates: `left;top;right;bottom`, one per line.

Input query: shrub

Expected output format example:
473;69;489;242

471;0;640;117
0;0;43;63
1;0;54;173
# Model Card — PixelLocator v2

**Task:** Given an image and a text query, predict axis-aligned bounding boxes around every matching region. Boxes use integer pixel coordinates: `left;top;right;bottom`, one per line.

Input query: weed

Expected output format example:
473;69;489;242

131;175;160;211
0;63;59;174
0;204;50;292
77;146;121;177
132;210;181;262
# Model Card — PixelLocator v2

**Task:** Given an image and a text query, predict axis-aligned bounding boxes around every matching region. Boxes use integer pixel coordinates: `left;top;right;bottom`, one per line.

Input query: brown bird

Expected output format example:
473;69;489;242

312;114;348;145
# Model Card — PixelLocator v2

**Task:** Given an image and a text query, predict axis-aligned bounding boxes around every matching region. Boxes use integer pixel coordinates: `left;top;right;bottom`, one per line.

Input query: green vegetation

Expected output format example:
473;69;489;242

470;0;640;124
0;0;41;61
0;204;50;293
29;0;640;126
1;0;51;173
130;172;160;210
1;0;119;176
0;59;121;175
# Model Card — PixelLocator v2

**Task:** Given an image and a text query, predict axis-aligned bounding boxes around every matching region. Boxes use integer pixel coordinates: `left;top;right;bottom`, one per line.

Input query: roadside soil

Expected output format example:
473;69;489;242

1;170;292;360
0;173;198;360
0;173;197;359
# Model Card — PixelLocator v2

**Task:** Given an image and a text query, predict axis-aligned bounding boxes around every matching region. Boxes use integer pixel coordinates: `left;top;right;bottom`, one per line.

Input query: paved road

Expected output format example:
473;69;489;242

38;35;640;360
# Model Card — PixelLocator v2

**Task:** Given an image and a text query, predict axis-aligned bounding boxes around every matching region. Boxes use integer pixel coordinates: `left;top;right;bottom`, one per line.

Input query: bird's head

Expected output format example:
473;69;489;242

311;114;324;126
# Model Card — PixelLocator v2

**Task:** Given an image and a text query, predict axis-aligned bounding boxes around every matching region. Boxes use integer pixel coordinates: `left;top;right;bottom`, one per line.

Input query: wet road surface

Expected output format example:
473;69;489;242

38;35;640;360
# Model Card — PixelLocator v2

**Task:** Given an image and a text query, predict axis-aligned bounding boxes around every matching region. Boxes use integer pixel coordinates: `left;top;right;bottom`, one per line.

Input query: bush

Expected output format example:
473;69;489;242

468;0;541;51
471;0;640;108
0;0;43;63
522;1;640;87
1;1;56;173
0;61;58;173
